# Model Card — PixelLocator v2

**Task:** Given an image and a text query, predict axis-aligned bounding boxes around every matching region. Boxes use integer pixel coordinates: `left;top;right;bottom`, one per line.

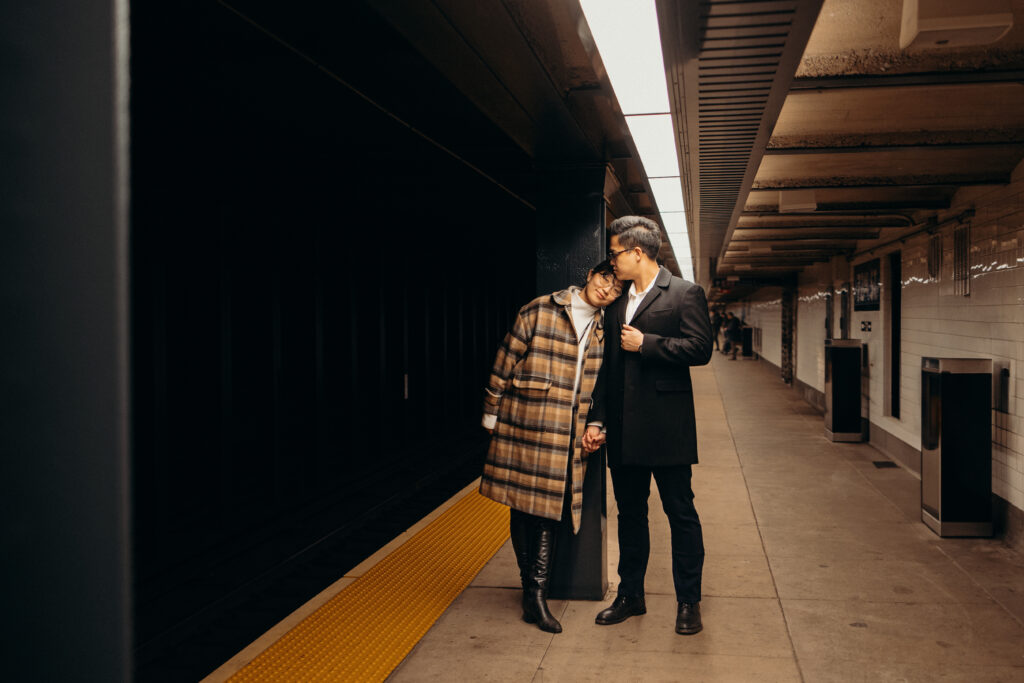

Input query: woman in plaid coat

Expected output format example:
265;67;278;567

480;260;622;633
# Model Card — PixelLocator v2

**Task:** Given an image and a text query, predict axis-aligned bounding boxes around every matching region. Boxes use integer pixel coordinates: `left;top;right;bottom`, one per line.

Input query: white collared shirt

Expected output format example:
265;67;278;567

624;276;657;324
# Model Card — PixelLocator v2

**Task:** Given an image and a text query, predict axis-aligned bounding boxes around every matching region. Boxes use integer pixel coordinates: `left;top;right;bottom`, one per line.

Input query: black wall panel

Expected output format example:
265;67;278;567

130;1;536;674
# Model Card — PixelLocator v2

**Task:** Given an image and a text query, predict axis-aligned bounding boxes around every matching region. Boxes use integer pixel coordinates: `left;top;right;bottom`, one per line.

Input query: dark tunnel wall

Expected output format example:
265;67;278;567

130;0;537;669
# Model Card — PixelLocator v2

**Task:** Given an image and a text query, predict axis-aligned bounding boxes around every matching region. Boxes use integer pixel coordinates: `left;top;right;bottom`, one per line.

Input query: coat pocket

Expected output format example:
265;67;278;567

512;375;552;392
655;379;691;392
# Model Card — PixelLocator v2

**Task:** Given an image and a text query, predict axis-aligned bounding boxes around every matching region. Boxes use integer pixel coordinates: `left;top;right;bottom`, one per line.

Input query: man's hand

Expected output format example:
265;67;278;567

582;425;606;452
621;324;644;352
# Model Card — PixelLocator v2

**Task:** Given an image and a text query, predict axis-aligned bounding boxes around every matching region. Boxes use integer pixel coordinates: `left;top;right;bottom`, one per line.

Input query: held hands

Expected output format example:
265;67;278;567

621;324;644;352
582;425;606;453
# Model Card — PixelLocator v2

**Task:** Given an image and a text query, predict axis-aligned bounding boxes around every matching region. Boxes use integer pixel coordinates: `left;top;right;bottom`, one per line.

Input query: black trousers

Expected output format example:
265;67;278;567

610;464;704;603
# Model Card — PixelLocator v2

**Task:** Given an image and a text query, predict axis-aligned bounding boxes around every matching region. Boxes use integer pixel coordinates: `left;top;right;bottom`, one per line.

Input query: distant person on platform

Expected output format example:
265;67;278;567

480;260;623;634
583;216;714;636
724;311;742;360
710;309;723;351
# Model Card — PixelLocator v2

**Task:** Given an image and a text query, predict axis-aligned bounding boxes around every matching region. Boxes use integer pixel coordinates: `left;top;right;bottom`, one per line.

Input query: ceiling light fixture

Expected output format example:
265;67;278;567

579;0;693;281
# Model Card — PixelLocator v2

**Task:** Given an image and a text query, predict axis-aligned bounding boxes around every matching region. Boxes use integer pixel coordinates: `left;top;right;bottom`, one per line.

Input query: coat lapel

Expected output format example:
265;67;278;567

630;266;671;323
608;292;625;339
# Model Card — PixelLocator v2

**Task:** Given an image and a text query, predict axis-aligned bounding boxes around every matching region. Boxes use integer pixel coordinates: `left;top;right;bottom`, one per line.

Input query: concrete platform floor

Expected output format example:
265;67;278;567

390;355;1024;682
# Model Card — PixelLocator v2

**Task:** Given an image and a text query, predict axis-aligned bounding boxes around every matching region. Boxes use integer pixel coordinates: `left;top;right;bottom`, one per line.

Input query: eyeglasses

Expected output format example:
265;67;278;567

593;272;623;297
608;247;633;260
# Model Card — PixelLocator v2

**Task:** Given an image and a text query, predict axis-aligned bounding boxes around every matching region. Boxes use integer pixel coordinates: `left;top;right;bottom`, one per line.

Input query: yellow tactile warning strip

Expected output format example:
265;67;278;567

228;491;510;682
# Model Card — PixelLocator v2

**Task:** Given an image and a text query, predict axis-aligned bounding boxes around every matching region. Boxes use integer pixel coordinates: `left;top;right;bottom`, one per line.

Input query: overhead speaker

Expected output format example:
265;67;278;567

900;0;1014;49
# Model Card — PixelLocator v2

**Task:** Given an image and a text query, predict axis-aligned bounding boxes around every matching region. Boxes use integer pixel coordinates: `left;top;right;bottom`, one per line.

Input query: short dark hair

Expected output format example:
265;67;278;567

608;215;661;259
589;258;615;279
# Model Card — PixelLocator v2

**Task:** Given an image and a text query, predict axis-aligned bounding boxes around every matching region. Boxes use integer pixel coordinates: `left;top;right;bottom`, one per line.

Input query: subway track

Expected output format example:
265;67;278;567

134;440;487;683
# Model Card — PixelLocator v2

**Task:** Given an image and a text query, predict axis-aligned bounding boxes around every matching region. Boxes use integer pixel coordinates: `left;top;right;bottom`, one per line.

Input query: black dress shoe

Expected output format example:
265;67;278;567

595;594;646;625
675;601;702;635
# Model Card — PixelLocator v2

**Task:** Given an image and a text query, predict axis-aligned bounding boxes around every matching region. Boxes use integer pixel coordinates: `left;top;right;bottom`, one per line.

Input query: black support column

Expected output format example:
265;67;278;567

1;1;131;680
535;165;608;600
535;165;608;295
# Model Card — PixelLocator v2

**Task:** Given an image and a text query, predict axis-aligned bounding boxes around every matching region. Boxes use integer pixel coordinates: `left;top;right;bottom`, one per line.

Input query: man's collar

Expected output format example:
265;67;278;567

628;267;664;297
655;265;672;287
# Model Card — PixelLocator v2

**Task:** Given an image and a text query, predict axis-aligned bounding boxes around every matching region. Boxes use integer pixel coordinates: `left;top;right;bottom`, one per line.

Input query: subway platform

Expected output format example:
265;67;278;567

207;356;1024;682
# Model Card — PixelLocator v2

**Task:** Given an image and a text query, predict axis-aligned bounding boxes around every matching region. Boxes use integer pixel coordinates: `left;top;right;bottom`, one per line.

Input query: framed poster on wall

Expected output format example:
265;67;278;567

853;259;880;311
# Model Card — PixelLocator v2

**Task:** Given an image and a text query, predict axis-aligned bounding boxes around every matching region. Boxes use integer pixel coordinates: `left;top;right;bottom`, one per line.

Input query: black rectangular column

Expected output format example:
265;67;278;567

534;165;608;600
0;1;131;679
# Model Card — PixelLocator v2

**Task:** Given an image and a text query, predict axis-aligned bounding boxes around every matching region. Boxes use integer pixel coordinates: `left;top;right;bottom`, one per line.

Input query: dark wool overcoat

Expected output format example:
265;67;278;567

480;287;604;532
590;267;713;468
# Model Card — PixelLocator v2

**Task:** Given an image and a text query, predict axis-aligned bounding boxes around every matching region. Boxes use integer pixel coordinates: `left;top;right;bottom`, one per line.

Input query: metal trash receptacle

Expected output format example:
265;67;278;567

824;340;864;442
921;357;993;537
741;326;754;358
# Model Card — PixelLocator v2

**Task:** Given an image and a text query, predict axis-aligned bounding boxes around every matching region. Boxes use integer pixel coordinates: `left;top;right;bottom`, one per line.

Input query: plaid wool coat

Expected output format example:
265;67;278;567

479;287;605;533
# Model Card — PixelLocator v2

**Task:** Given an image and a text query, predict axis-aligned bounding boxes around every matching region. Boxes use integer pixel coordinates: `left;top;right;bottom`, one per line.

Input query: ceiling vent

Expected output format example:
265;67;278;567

900;0;1014;49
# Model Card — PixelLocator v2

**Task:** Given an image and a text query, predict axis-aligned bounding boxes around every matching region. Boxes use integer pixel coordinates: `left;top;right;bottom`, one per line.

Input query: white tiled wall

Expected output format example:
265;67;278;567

736;287;783;368
733;159;1024;513
896;163;1024;511
852;256;916;449
796;263;831;393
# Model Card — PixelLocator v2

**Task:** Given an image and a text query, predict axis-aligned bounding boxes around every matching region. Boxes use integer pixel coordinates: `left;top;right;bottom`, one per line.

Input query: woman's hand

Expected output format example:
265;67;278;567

582;425;606;452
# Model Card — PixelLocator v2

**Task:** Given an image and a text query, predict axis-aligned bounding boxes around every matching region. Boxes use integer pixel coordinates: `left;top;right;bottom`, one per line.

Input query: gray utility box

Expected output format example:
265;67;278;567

824;340;864;442
921;357;993;537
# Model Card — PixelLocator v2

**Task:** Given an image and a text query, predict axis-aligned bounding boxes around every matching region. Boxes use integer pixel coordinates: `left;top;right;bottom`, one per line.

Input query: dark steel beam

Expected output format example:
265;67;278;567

763;141;1024;155
738;216;911;227
743;197;953;212
721;257;822;265
719;266;808;274
727;249;839;258
751;179;1009;191
770;245;851;253
732;230;881;241
790;70;1024;90
731;238;859;247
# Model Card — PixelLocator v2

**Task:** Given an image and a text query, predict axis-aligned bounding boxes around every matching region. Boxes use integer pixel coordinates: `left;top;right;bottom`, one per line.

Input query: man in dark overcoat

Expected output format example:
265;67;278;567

584;215;714;635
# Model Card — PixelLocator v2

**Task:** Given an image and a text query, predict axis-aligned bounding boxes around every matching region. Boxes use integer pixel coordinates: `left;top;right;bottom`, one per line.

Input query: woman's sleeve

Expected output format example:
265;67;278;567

482;307;533;417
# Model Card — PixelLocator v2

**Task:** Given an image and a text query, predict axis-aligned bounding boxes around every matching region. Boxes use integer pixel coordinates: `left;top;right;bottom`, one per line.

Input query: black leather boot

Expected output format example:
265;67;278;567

521;519;562;633
509;511;533;617
508;511;531;590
